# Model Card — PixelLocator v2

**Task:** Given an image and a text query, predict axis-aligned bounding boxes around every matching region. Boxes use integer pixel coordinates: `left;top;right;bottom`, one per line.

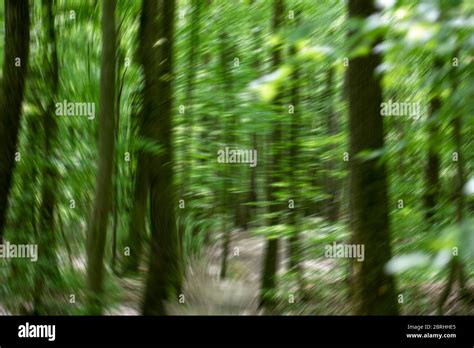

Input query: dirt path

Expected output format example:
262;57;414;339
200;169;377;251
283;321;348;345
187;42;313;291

110;229;267;315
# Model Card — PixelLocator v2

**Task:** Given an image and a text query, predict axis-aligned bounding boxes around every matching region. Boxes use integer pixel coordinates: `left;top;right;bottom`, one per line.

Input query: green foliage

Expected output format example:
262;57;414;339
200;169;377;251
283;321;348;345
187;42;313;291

0;0;472;316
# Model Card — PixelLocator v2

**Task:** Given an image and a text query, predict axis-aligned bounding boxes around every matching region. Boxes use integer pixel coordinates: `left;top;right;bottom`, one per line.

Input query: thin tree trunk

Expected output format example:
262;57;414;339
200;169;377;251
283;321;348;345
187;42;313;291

324;67;340;222
219;32;235;279
111;46;127;273
0;0;30;242
287;33;304;292
86;0;117;314
247;0;259;228
347;0;398;315
249;132;258;224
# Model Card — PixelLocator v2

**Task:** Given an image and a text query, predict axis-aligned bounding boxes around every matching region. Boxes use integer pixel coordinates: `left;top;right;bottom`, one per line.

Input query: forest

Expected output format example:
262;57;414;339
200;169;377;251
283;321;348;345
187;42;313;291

0;0;473;317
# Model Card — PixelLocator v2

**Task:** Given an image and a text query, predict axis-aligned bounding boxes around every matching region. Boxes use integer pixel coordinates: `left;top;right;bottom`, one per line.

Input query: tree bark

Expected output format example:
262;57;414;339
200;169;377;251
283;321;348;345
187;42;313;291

347;0;398;315
142;0;181;315
86;0;117;314
182;0;202;194
122;6;154;274
324;67;340;222
437;49;471;313
123;153;148;273
259;0;285;309
424;58;442;222
34;0;60;314
287;32;304;291
219;31;236;279
0;0;30;242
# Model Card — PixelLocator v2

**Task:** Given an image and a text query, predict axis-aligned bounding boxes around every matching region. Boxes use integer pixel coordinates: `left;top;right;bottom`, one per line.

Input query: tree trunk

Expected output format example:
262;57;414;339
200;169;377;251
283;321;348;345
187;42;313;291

287;34;304;291
86;0;117;314
437;49;472;313
0;0;30;242
324;67;340;222
249;132;258;225
259;0;285;309
219;32;235;279
111;47;127;273
182;0;202;195
123;153;148;273
347;0;398;315
142;0;181;315
34;0;60;314
122;8;154;273
424;58;442;222
247;0;259;227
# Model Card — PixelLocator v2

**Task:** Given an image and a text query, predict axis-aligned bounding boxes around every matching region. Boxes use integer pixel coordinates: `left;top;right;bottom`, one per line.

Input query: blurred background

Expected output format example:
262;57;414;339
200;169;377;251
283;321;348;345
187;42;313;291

0;0;473;315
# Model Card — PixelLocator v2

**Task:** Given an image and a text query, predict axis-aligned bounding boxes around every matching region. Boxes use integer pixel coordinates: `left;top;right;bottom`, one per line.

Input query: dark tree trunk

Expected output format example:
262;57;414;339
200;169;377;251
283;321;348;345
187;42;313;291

34;0;60;314
86;0;117;314
122;7;154;274
424;58;442;222
123;153;148;273
142;0;181;315
259;0;285;309
347;0;398;315
0;0;30;242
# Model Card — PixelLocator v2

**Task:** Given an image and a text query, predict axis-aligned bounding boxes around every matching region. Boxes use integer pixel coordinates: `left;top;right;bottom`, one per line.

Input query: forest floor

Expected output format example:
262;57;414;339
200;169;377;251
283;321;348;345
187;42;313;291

1;229;472;315
110;229;350;315
110;229;264;315
109;228;474;316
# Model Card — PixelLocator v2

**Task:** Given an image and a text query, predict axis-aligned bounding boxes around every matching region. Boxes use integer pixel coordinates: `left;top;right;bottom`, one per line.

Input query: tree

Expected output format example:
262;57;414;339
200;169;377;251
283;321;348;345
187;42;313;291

347;0;398;315
0;0;30;242
218;30;237;279
424;57;442;222
33;0;60;314
437;72;468;312
182;0;202;193
122;10;151;274
287;16;304;291
86;0;117;314
247;0;262;229
141;0;182;315
259;0;285;309
123;152;148;273
323;66;340;222
437;4;471;308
